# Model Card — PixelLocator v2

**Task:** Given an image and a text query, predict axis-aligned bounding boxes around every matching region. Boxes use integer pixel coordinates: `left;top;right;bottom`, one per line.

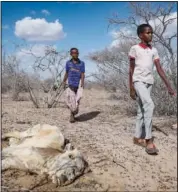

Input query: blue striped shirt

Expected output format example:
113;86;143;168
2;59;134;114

66;59;85;88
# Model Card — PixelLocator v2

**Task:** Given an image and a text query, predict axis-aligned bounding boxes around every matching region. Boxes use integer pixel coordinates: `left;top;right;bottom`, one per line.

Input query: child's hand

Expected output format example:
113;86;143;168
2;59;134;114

62;82;68;90
130;87;136;100
53;85;58;91
81;84;84;89
168;87;176;96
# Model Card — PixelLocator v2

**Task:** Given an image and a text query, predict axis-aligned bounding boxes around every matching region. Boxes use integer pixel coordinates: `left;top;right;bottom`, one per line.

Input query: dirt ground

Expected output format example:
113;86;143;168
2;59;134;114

1;89;177;191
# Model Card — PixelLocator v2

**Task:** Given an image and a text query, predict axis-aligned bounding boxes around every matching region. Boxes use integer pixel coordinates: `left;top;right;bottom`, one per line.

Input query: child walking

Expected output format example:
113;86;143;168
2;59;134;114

62;48;85;123
129;24;176;154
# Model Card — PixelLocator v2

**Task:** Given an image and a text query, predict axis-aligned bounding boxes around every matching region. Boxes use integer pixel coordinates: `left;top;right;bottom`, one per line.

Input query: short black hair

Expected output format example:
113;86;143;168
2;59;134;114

137;24;153;36
70;48;79;52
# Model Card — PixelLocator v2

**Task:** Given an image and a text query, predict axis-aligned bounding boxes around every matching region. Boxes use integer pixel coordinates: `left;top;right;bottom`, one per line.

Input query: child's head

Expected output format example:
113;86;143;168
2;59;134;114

70;48;79;59
137;24;153;43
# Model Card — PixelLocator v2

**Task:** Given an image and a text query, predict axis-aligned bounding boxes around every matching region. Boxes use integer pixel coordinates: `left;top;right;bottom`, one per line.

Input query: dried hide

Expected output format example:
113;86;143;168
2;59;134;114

2;124;90;187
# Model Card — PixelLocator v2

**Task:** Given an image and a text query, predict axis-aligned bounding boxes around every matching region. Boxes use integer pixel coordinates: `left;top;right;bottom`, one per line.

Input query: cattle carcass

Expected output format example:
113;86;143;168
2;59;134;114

2;124;90;187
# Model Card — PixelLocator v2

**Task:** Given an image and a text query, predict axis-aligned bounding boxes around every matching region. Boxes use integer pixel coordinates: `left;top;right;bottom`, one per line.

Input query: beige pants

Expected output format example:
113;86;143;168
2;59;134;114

65;87;83;113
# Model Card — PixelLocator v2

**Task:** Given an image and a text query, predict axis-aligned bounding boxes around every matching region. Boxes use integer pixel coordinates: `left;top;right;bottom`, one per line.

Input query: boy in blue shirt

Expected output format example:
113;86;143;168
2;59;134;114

62;48;85;123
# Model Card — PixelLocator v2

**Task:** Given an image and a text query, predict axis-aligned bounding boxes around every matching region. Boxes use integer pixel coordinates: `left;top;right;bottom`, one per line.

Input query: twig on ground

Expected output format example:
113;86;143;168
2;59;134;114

16;121;31;124
153;125;168;136
93;158;108;165
112;159;127;170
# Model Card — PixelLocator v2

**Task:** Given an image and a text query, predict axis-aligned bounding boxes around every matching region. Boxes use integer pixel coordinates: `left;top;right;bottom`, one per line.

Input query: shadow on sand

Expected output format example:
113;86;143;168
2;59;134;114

75;111;101;122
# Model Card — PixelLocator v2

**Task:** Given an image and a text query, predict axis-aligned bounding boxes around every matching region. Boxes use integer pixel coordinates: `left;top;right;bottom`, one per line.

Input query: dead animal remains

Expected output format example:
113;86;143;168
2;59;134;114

2;124;90;187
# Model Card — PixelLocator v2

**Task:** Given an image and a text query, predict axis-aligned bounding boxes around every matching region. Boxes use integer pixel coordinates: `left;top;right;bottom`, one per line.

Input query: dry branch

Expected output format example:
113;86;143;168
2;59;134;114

88;2;177;116
27;80;40;108
13;44;69;108
112;159;127;170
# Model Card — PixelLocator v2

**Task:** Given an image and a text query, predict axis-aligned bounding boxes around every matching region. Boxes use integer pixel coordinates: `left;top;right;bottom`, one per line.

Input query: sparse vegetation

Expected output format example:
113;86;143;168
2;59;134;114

88;2;177;116
2;45;69;108
2;2;177;191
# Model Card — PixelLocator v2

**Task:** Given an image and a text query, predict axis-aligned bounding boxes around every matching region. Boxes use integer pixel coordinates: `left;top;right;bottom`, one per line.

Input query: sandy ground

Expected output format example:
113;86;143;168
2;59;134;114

1;89;177;191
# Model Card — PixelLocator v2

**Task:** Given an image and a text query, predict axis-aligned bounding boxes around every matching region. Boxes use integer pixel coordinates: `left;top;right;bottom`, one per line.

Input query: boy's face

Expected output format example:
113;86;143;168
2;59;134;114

140;27;153;43
70;49;79;59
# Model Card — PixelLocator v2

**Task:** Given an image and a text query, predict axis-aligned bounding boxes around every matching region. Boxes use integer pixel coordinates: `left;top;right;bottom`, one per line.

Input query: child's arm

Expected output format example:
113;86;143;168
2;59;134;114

62;72;68;84
81;73;85;88
154;59;176;96
80;62;85;88
128;46;137;100
129;58;136;100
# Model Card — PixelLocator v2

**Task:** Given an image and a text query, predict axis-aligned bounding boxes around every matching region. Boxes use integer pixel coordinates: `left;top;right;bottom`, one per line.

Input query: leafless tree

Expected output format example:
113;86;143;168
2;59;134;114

2;42;69;108
108;2;177;87
88;2;177;115
2;51;28;100
19;45;69;108
88;40;136;92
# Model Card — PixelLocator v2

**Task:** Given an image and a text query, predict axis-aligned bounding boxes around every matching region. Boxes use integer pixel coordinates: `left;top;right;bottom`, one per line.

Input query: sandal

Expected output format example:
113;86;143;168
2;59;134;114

145;140;159;155
133;137;146;147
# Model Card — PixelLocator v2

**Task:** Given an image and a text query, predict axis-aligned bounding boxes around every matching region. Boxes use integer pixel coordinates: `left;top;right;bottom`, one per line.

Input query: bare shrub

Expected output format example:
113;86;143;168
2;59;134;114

2;44;69;108
41;78;55;93
152;73;177;116
109;93;128;101
20;45;69;108
88;2;177;116
14;94;30;102
89;42;133;93
2;53;29;100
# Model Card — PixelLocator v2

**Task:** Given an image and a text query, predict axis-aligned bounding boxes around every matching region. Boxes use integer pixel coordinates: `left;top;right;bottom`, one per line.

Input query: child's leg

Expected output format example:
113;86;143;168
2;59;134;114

73;96;80;115
65;88;77;122
134;82;154;140
66;88;77;112
74;87;83;115
134;82;158;154
135;96;144;138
